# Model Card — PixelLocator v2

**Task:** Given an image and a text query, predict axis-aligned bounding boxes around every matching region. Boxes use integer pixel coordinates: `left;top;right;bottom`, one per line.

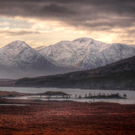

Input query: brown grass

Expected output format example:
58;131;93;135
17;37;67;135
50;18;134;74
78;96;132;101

0;100;135;135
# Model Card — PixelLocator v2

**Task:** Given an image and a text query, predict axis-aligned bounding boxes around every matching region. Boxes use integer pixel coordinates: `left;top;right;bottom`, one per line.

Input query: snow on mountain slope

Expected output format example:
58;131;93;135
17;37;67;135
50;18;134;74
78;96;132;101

1;38;135;79
131;45;135;48
77;43;135;70
38;38;135;71
0;41;56;78
38;37;110;68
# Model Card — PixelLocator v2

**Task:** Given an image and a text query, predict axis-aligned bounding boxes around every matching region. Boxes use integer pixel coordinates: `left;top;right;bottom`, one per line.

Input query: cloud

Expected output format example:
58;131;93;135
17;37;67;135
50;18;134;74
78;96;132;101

0;30;41;36
0;0;134;29
0;0;135;44
41;3;73;15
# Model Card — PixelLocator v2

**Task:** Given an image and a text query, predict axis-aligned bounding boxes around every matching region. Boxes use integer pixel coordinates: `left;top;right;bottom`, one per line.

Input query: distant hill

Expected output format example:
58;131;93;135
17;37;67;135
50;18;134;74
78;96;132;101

15;55;135;90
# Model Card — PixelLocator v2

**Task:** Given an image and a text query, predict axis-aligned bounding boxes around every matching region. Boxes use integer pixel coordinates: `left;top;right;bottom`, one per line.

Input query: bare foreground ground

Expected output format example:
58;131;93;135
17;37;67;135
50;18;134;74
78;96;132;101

0;99;135;135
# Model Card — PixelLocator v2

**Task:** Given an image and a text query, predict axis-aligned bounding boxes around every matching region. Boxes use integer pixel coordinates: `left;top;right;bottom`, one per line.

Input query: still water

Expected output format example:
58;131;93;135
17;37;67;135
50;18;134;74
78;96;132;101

0;87;135;104
0;104;28;106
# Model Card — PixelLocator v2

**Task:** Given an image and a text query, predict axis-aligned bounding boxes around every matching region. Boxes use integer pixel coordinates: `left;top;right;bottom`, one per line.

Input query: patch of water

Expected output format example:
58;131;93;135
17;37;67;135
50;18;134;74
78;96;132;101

0;87;135;104
0;104;28;106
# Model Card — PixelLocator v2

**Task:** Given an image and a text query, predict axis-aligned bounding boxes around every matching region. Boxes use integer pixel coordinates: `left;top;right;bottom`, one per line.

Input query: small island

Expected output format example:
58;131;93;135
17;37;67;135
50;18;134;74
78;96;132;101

83;92;127;99
0;91;127;100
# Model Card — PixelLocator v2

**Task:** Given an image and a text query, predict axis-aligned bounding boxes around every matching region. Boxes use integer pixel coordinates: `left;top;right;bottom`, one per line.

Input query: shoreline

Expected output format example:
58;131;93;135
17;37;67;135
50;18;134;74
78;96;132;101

0;98;134;106
0;84;135;91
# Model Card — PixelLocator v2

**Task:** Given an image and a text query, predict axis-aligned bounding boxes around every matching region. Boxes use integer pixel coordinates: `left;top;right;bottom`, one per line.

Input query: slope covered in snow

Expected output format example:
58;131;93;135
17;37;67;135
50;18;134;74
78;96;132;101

0;41;56;78
78;43;135;70
38;37;110;68
0;38;135;79
38;38;135;71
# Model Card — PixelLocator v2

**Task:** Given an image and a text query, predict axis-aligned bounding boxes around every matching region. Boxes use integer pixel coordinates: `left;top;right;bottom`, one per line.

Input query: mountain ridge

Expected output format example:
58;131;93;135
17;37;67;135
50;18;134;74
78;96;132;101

77;43;135;70
0;37;135;79
38;38;135;71
38;37;110;68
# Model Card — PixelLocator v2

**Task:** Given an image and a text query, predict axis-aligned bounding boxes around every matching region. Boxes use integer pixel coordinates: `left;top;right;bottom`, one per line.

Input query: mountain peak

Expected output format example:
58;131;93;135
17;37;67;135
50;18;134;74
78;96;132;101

0;40;32;51
8;40;28;48
1;40;32;52
12;40;25;43
73;37;93;42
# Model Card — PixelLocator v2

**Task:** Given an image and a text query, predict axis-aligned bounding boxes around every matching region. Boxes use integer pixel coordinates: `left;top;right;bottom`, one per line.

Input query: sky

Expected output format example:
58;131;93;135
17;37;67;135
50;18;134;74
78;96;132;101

0;0;135;48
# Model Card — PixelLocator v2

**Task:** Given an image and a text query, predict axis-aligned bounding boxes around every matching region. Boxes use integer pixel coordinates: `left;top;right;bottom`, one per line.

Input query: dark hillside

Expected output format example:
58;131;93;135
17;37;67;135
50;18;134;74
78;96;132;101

15;55;135;90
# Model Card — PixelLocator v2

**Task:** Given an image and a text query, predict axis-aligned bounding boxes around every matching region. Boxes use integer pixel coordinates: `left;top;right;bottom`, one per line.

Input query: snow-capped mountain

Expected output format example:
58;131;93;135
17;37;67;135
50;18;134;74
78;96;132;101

0;41;56;78
38;37;110;68
0;38;135;79
38;38;135;71
77;43;135;70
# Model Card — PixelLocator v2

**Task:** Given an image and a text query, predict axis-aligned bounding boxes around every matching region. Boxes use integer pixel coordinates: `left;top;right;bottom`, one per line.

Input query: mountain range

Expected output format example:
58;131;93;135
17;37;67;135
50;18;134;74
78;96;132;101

38;38;135;70
0;38;135;78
